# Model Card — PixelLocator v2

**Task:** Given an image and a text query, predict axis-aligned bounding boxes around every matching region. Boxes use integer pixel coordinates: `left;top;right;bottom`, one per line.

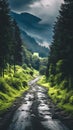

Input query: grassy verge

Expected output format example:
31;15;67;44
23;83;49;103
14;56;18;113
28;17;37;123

0;65;38;114
38;76;73;115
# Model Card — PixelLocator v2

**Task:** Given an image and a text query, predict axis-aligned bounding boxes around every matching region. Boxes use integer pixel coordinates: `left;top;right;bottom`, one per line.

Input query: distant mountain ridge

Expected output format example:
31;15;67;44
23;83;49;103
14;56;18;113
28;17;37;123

11;11;49;57
21;30;49;57
21;12;41;23
11;12;41;25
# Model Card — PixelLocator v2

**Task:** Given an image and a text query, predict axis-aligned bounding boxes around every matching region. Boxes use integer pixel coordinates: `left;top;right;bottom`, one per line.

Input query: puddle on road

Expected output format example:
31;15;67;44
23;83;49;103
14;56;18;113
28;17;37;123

41;120;69;130
8;92;34;130
36;85;69;130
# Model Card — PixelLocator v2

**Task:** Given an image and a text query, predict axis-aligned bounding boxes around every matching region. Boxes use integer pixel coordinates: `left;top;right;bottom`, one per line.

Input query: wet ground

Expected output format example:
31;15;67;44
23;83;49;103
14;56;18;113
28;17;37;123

7;78;70;130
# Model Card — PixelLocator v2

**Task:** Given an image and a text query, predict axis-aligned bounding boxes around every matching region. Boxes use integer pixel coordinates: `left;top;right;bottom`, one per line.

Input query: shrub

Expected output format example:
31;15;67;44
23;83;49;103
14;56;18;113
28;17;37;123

22;64;27;69
56;60;64;73
60;80;69;89
62;94;70;104
54;73;63;85
0;78;9;93
13;72;26;81
0;93;7;100
69;96;73;105
22;81;27;87
49;64;55;75
49;74;55;87
9;78;22;90
30;71;33;76
13;73;20;78
39;66;46;75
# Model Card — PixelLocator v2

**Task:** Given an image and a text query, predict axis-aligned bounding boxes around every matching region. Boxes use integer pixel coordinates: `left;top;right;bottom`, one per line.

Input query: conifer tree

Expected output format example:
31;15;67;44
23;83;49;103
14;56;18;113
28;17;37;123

12;20;22;73
0;0;12;76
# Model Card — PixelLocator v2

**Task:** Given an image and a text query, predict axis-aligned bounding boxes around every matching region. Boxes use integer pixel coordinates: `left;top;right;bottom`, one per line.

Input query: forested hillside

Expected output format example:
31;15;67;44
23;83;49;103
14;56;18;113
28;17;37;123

11;11;49;57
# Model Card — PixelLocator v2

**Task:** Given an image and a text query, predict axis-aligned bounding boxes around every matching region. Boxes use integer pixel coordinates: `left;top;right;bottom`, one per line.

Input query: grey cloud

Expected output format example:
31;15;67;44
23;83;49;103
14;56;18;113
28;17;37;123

9;0;63;24
9;0;39;11
9;0;63;47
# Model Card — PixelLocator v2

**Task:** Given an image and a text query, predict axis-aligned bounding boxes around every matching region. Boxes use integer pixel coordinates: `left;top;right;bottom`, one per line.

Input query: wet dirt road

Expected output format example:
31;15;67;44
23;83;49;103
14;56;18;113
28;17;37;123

8;78;69;130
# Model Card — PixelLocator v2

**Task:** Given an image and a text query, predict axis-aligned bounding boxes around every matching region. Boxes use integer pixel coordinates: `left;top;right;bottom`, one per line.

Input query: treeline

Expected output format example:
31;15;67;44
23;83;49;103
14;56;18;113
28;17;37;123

46;0;73;89
0;0;23;77
22;48;48;75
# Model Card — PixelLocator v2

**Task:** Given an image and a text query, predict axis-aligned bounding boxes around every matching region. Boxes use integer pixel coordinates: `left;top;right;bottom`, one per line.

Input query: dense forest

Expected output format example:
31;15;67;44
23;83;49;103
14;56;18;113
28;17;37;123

46;0;73;89
0;0;47;77
0;0;23;76
38;0;73;113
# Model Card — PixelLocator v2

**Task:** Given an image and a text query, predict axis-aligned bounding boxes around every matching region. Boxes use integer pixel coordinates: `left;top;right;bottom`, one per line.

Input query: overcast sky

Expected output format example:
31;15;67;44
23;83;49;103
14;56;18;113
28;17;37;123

9;0;63;23
9;0;63;48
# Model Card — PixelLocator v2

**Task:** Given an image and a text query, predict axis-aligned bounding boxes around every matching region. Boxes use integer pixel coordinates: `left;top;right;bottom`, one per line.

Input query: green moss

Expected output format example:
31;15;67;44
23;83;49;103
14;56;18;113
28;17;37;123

38;76;49;88
63;104;73;112
0;65;37;114
38;76;73;115
69;96;73;105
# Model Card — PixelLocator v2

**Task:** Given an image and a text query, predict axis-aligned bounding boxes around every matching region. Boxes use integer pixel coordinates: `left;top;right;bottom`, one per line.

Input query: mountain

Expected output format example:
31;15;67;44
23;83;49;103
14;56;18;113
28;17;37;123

11;12;41;28
21;30;49;57
11;11;49;57
20;12;41;24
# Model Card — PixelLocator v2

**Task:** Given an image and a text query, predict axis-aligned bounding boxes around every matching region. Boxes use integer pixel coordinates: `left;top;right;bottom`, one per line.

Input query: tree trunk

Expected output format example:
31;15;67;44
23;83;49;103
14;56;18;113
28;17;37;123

14;55;16;74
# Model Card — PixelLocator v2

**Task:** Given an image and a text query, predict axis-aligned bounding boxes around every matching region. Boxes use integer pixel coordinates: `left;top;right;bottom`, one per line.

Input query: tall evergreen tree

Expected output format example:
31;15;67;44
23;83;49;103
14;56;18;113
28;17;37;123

0;0;12;76
12;20;22;72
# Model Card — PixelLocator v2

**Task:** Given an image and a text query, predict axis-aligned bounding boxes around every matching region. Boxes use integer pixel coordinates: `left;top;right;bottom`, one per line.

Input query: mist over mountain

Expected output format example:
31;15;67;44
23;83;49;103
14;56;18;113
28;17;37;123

11;11;50;57
21;30;49;57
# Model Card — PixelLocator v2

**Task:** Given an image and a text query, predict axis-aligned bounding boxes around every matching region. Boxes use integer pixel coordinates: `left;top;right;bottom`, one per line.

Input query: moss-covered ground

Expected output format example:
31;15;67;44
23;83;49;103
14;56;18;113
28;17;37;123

0;65;38;114
38;76;73;115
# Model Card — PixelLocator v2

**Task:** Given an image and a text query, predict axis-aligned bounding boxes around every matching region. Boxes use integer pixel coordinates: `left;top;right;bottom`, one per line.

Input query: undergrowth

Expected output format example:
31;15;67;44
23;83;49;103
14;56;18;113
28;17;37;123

0;65;38;114
38;76;73;115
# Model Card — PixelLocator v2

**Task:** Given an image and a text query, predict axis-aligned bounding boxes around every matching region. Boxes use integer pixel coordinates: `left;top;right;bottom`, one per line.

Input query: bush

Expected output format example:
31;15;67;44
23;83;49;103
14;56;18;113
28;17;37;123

49;64;55;75
0;78;9;93
56;60;64;73
39;66;46;75
13;71;26;81
13;73;20;78
62;94;70;104
69;96;73;105
22;64;27;69
22;81;27;87
60;80;69;89
30;71;33;76
54;73;63;85
9;78;22;90
49;74;55;87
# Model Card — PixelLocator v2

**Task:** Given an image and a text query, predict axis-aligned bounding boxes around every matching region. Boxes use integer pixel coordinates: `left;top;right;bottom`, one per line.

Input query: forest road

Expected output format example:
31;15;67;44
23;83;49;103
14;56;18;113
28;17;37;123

8;77;69;130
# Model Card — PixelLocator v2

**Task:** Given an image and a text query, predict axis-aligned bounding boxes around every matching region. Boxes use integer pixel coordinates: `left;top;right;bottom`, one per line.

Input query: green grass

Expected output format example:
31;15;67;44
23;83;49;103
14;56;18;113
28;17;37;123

38;76;73;115
0;65;38;114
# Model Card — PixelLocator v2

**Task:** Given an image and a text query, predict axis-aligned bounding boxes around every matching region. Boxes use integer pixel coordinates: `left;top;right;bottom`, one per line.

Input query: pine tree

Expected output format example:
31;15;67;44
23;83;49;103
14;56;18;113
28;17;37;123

12;20;23;73
0;0;12;76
